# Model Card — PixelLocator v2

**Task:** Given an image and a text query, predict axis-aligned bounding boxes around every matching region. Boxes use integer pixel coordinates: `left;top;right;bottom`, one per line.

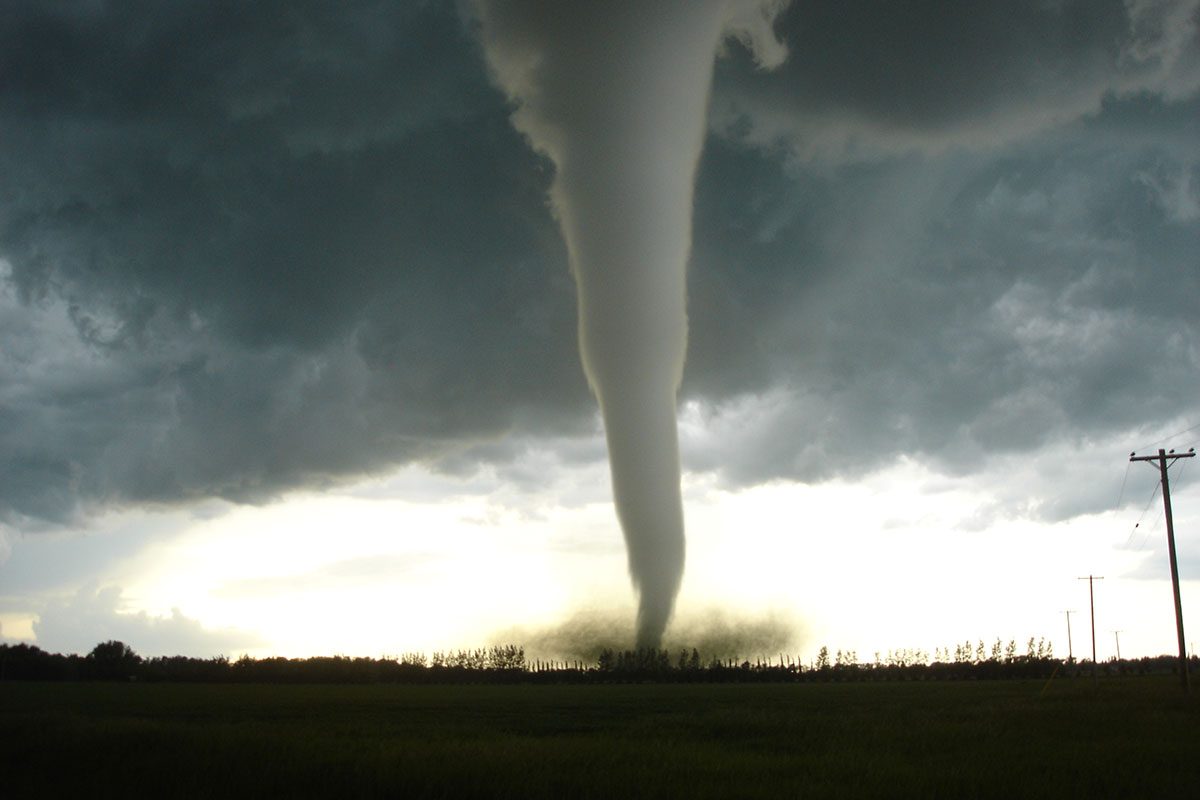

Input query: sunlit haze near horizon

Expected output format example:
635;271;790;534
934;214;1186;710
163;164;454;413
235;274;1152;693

2;1;1199;665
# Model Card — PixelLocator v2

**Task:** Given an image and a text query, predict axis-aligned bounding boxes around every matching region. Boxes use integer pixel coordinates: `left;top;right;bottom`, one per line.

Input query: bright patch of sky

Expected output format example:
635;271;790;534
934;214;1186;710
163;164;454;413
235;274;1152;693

4;444;1195;662
2;1;1198;665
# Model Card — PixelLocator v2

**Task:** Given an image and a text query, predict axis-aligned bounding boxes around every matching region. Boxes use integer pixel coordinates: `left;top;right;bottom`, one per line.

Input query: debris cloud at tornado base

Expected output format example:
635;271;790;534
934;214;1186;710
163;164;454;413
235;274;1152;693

473;1;789;648
492;606;804;665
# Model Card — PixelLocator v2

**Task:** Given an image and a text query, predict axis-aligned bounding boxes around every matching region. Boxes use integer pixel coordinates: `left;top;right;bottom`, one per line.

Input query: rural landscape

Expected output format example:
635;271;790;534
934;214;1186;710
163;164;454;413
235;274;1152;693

3;640;1199;797
3;1;1200;796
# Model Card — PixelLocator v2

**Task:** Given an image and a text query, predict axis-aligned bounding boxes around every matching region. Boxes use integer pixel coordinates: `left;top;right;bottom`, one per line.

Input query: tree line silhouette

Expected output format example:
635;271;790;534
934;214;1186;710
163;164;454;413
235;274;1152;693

2;638;1194;684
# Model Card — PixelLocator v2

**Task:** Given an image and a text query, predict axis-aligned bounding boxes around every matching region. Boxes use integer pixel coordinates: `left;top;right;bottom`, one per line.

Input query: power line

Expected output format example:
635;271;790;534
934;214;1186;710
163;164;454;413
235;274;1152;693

1172;449;1192;487
1125;480;1163;550
1114;460;1132;512
1138;457;1196;553
1130;447;1196;692
1135;422;1200;452
1118;426;1198;549
1133;510;1163;553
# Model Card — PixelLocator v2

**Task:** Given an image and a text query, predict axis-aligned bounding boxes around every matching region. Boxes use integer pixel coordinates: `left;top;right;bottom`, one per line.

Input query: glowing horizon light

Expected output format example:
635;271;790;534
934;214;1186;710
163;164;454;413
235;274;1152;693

4;443;1193;664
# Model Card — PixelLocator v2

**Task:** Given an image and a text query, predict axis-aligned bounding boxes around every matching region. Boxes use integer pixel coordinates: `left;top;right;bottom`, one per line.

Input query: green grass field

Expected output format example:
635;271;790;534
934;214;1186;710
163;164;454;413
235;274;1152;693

3;677;1198;798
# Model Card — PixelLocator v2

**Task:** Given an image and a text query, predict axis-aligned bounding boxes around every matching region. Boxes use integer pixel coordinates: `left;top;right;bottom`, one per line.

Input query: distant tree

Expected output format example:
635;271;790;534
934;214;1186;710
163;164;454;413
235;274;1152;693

1030;638;1053;660
991;639;1002;662
1005;640;1017;662
399;652;427;668
87;640;141;681
816;646;830;670
455;649;486;670
0;643;77;681
486;645;525;671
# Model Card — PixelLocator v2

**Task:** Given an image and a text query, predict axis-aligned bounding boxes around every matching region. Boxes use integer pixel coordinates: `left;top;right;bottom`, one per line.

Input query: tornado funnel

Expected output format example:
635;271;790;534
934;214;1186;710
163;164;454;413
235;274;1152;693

474;0;789;648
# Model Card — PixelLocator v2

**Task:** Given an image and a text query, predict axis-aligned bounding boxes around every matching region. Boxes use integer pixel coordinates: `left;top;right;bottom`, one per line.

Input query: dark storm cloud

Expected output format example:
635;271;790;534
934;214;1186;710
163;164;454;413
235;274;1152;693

711;0;1200;157
681;0;1200;497
0;1;589;525
1;1;1198;528
684;92;1200;496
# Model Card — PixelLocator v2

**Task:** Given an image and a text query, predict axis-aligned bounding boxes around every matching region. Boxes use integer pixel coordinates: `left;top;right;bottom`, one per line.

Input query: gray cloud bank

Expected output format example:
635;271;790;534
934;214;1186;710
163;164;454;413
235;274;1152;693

31;584;260;657
2;0;1198;529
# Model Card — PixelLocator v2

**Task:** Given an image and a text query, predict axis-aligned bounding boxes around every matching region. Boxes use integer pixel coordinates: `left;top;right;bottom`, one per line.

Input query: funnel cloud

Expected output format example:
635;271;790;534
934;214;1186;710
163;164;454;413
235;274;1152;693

473;1;789;649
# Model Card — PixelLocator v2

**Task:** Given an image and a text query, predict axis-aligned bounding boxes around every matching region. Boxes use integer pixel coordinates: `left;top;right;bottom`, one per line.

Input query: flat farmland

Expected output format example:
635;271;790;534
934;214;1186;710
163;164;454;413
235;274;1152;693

3;677;1198;798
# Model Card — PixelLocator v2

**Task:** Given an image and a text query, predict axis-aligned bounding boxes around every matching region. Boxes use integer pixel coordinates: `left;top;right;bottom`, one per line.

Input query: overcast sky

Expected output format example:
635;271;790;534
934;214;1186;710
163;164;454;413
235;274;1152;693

2;0;1198;660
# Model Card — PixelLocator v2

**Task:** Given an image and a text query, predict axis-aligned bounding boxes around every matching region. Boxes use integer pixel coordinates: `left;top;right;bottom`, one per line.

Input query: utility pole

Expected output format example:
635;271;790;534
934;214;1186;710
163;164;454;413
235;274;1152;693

1130;447;1195;692
1113;630;1122;661
1078;575;1104;681
1064;610;1077;662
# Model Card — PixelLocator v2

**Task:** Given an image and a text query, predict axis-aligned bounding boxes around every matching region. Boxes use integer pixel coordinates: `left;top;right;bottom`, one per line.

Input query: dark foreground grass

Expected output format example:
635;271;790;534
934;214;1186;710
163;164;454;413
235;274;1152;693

3;677;1198;798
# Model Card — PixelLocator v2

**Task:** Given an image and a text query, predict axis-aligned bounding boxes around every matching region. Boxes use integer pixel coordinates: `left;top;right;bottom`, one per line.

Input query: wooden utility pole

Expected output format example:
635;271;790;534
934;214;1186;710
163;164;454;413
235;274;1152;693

1130;447;1195;692
1078;575;1104;681
1113;630;1122;661
1064;610;1077;662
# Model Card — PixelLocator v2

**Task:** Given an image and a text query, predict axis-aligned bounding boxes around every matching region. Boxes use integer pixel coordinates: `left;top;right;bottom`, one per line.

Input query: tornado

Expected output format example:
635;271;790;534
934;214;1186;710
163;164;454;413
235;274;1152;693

474;0;789;648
